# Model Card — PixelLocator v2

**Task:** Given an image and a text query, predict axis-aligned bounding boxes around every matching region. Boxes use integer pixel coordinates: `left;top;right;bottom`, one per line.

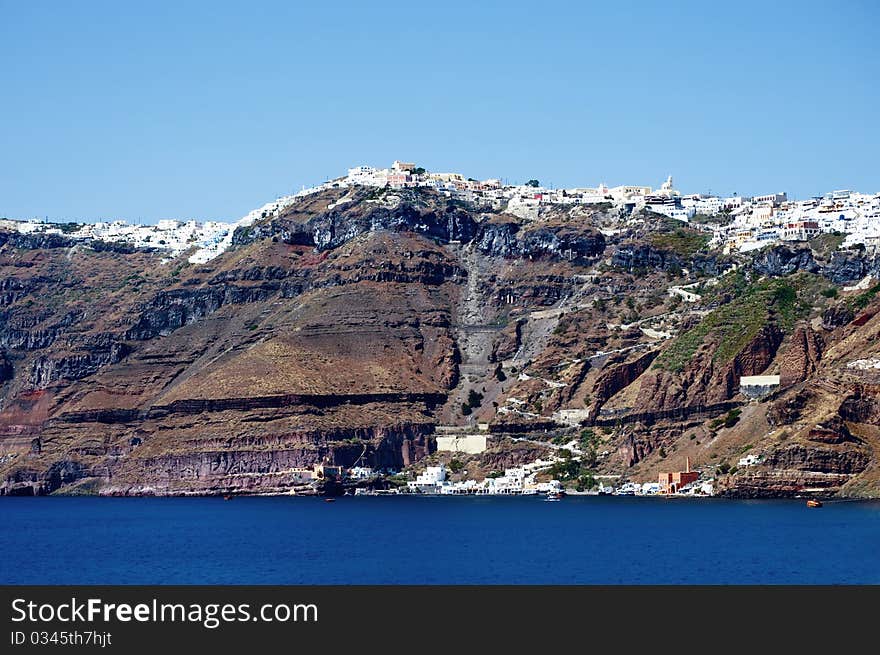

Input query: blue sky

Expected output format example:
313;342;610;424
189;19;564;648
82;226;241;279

1;0;877;222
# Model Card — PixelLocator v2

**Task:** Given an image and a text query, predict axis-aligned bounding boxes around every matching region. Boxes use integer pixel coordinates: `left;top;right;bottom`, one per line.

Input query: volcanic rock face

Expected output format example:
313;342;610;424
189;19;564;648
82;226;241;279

590;350;658;415
1;185;880;498
0;351;12;383
779;324;823;386
807;416;856;444
822;305;854;329
29;341;131;388
611;244;679;272
751;244;880;284
752;246;820;277
635;324;784;413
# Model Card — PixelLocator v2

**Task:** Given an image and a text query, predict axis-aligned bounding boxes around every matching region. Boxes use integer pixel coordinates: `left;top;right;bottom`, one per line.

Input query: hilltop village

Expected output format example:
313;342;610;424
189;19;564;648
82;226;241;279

1;160;879;500
3;161;879;265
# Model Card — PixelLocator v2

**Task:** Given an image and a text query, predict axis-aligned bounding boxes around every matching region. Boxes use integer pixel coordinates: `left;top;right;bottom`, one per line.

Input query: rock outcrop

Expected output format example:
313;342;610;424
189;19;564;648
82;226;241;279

779;324;823;386
611;244;680;272
752;245;820;277
636;323;783;413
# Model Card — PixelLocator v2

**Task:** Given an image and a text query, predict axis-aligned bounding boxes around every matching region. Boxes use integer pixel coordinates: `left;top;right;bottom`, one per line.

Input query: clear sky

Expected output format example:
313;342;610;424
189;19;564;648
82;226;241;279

1;0;877;223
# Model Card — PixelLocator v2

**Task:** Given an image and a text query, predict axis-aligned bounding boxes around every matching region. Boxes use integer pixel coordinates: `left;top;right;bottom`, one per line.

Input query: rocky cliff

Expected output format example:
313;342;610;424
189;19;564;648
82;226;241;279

2;186;879;498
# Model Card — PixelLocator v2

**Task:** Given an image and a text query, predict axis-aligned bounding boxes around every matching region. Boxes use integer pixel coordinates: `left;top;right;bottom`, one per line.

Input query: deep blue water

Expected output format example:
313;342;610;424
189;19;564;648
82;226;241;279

1;495;879;584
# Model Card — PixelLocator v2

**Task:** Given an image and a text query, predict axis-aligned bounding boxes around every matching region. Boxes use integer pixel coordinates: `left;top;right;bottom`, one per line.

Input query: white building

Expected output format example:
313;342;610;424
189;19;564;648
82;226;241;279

348;466;375;480
694;197;724;215
407;465;447;492
435;435;487;454
486;467;527;494
737;453;763;467
752;192;787;205
781;220;820;241
646;202;694;222
739;375;780;399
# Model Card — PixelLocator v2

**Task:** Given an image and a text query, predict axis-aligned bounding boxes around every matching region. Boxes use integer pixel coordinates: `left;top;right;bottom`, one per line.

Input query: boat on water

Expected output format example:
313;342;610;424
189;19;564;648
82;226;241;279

806;499;823;508
545;491;564;502
223;495;233;501
324;498;336;503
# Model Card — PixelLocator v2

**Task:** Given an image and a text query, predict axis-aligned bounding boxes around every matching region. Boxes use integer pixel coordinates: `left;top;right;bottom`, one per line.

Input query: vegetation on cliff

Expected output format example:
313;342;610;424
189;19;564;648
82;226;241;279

654;276;809;372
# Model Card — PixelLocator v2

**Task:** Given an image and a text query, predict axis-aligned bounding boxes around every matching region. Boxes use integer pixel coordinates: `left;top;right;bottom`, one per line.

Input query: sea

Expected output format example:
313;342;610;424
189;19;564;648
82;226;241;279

1;495;879;584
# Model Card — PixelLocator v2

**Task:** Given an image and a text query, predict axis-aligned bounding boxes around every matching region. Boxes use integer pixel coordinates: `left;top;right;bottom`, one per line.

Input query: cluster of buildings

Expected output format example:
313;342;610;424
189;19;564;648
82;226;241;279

344;163;701;220
2;217;233;263
713;189;880;252
610;458;713;496
288;447;715;498
294;163;880;255
5;161;877;265
405;462;563;496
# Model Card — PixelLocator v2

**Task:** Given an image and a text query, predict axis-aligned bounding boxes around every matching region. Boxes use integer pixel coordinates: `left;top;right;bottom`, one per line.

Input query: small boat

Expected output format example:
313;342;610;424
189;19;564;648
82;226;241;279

324;497;336;503
806;499;822;508
223;495;233;501
545;491;563;502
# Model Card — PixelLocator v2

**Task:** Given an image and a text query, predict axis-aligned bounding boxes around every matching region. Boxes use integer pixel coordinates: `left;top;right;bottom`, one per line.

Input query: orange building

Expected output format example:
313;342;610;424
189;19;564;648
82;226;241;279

659;457;699;494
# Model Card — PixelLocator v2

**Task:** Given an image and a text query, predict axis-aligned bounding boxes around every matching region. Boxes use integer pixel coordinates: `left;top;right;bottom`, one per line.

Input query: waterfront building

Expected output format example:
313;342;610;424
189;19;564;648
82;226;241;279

314;464;343;479
407;465;447;492
348;466;375;480
289;467;316;483
658;457;699;494
485;467;527;494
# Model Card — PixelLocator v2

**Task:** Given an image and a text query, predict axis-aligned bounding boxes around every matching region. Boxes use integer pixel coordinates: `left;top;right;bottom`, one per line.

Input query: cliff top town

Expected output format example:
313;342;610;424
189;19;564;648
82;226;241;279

3;160;879;266
1;160;879;499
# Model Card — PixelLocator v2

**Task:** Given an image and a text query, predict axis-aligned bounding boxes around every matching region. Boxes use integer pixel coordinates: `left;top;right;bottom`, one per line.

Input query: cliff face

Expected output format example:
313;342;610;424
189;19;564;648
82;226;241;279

1;186;879;498
634;324;784;413
779;324;823;386
0;188;610;496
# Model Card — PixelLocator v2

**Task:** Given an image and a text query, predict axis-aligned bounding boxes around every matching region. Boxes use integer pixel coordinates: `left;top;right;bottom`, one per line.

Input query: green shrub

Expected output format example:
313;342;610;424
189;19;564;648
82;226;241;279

650;228;710;257
851;283;880;310
575;474;597;492
723;409;742;429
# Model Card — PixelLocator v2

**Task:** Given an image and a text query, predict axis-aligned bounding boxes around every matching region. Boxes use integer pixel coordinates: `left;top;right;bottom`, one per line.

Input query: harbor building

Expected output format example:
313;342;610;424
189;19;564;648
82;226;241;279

407;465;447;492
658;457;699;494
313;464;343;479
